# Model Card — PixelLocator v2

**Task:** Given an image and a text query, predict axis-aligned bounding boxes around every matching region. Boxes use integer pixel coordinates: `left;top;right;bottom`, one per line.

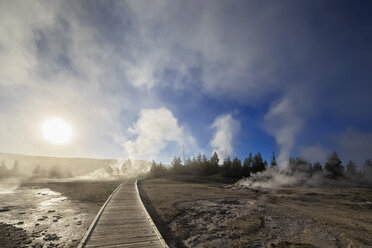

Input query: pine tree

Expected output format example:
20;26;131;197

200;154;211;176
231;157;242;178
48;165;62;178
312;162;323;172
32;165;42;178
171;156;183;174
251;152;265;173
242;153;253;177
0;160;9;178
191;156;198;175
210;152;220;175
184;157;192;174
211;152;219;165
11;160;20;177
202;154;208;164
158;162;166;177
345;160;358;179
293;157;312;174
270;152;278;168
363;159;372;182
197;153;202;165
324;152;344;179
150;160;157;178
222;157;232;177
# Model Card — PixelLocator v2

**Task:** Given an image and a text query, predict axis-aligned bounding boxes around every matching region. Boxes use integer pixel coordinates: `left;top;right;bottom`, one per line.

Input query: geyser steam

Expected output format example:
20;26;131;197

264;98;302;169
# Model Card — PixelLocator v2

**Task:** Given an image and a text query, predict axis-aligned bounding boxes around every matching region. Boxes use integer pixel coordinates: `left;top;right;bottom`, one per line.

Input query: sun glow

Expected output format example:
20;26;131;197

42;118;73;144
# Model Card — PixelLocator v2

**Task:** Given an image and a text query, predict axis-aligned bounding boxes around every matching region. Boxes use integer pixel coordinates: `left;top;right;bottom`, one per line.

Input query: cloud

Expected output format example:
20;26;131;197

120;1;300;103
264;98;303;169
0;1;161;158
334;128;372;165
1;0;371;164
124;107;197;162
300;145;329;164
210;114;240;161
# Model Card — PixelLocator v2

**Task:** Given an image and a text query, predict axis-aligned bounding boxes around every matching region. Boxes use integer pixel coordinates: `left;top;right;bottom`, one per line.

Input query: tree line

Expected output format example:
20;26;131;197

0;160;73;179
150;151;372;183
0;160;21;178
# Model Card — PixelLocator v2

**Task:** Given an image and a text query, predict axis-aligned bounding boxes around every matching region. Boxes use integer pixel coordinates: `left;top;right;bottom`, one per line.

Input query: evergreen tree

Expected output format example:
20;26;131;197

209;152;220;175
158;162;166;176
171;156;183;174
324;152;344;179
200;154;210;176
32;165;42;178
222;157;232;177
48;165;62;178
211;152;219;165
231;157;242;178
11;160;20;177
363;159;372;182
197;153;202;165
290;157;312;174
242;153;253;177
270;152;278;167
345;160;358;179
0;160;9;178
312;162;323;172
251;152;265;173
202;154;208;164
150;160;157;178
191;156;199;175
184;157;192;174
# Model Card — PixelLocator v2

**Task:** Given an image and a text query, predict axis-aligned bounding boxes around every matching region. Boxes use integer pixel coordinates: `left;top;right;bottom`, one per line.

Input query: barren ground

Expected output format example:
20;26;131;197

138;176;372;248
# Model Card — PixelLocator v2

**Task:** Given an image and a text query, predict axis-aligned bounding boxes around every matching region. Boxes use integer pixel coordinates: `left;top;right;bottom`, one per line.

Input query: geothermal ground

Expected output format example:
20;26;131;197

139;176;372;248
0;180;121;248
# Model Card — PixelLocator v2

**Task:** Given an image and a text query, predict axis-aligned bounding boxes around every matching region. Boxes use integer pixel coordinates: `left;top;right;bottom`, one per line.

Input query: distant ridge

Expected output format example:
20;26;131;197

0;152;116;176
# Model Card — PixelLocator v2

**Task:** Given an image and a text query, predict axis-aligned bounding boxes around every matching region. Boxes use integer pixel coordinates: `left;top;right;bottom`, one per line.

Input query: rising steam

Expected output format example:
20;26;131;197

79;159;151;180
124;107;196;162
264;98;302;169
237;167;324;190
210;114;240;161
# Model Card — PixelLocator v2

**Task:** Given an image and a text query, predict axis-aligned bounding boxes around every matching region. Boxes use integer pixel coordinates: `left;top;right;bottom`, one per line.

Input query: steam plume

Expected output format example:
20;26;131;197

264;98;302;169
124;107;196;162
210;114;240;161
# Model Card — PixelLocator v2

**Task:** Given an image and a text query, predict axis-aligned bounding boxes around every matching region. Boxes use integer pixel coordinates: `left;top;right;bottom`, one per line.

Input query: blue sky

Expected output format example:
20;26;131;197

0;0;371;166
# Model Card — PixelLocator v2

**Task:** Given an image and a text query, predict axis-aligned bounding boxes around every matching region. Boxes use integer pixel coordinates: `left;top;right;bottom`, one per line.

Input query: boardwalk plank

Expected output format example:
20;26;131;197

79;179;166;248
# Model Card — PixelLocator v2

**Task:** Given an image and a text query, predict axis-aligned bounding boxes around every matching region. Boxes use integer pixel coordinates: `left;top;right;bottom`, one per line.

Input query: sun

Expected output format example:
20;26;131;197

42;118;73;144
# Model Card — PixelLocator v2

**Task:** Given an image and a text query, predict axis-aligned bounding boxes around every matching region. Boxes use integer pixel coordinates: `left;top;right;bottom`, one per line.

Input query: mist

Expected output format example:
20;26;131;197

79;159;151;180
237;167;324;191
264;98;303;169
210;114;240;162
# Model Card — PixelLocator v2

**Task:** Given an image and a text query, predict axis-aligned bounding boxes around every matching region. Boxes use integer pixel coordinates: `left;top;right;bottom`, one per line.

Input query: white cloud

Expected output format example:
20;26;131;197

0;1;160;158
210;114;240;161
121;1;292;103
1;0;369;164
124;107;197;162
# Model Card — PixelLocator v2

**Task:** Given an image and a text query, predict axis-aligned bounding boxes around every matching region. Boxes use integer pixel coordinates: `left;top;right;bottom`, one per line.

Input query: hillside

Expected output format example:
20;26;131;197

0;153;115;177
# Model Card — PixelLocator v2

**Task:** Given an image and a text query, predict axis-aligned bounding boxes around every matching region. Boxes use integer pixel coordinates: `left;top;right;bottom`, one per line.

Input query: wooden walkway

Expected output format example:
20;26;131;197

78;179;168;248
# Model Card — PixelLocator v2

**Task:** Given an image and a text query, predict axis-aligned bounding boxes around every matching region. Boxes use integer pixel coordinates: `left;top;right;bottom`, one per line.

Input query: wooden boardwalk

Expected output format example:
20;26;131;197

78;179;167;248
